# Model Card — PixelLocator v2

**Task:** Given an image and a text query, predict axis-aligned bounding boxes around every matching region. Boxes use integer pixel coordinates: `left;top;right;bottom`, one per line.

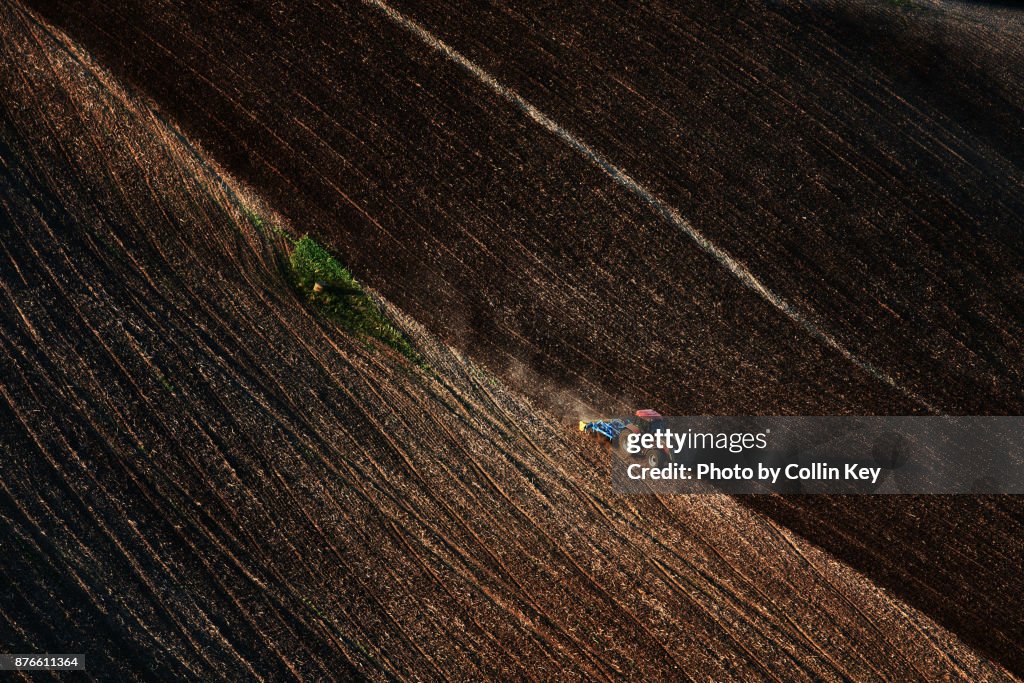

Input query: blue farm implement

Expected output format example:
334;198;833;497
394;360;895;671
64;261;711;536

578;419;628;441
579;409;669;467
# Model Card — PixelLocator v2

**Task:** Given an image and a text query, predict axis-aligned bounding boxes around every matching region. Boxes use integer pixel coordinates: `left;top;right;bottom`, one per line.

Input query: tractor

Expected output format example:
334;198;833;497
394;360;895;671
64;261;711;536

579;409;670;467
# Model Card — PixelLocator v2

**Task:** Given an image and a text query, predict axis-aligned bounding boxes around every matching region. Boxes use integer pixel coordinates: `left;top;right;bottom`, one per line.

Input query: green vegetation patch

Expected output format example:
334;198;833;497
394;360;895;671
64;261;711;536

289;235;422;365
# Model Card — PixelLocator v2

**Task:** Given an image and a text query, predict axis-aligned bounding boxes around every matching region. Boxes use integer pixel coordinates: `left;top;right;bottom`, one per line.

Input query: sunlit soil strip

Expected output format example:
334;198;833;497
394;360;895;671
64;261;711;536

360;0;938;414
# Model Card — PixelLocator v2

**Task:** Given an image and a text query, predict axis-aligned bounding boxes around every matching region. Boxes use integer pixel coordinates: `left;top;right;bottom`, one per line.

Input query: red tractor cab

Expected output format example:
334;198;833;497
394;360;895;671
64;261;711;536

630;409;670;467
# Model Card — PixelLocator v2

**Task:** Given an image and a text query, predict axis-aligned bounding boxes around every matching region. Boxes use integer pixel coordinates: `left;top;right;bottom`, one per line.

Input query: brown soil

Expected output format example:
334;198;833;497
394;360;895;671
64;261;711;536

2;1;1022;679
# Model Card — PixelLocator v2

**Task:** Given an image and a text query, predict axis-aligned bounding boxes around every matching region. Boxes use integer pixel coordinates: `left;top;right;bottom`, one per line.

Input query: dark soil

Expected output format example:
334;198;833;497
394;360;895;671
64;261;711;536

3;0;1023;678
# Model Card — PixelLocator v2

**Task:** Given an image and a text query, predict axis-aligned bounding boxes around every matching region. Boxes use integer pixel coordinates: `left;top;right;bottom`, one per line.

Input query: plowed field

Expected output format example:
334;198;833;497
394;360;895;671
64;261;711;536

2;1;1022;679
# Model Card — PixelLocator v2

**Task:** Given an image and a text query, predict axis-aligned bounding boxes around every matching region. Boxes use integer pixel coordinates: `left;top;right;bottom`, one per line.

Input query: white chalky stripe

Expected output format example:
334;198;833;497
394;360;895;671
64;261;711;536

361;0;937;413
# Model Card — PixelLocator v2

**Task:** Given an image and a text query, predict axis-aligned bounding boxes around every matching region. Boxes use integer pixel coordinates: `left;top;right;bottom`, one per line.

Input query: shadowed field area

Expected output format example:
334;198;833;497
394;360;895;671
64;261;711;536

2;0;1023;679
23;0;1024;417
